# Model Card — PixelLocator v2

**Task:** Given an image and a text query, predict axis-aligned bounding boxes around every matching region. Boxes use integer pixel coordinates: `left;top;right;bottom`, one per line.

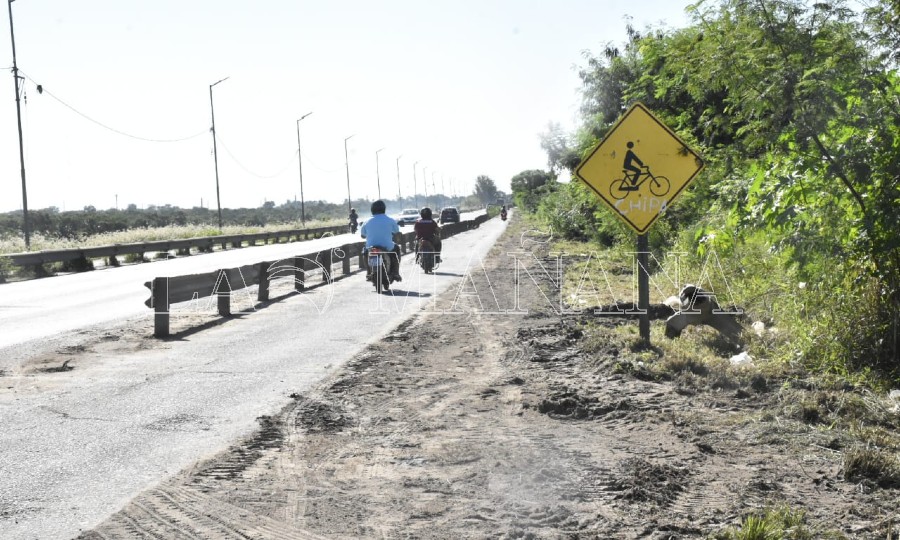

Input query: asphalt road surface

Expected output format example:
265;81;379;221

0;210;483;351
0;212;505;540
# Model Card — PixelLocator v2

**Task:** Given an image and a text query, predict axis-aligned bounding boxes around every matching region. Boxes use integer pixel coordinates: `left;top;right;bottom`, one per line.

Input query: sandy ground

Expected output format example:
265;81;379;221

77;215;899;539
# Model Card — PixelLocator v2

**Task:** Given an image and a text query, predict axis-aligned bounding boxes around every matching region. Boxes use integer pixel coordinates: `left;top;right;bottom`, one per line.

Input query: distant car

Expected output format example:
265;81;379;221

396;208;419;226
439;207;460;224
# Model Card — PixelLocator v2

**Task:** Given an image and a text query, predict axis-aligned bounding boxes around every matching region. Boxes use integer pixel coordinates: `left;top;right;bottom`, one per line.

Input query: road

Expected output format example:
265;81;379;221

0;212;503;540
0;210;483;353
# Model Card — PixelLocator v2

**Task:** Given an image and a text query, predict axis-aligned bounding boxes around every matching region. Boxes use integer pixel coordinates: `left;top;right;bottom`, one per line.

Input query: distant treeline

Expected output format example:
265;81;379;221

0;195;472;240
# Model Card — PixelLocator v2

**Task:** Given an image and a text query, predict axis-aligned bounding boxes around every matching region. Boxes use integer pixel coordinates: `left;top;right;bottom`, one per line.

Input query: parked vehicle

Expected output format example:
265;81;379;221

396;208;419;226
439;207;460;224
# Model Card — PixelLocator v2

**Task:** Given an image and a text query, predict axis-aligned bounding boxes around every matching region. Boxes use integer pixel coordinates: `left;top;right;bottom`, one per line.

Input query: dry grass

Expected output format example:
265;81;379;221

0;219;343;255
842;446;900;487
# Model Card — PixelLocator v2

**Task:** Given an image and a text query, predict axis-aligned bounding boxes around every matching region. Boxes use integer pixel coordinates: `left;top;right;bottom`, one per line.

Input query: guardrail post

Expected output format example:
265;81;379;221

257;261;270;302
152;277;169;337
341;244;351;276
217;270;231;316
319;250;332;282
295;256;305;291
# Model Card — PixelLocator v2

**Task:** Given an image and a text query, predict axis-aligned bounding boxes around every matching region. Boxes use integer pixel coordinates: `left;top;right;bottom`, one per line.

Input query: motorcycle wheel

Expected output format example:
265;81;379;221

374;259;390;293
419;242;435;274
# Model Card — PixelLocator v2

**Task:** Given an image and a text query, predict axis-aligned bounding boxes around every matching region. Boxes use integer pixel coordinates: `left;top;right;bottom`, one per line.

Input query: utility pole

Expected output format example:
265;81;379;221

423;166;428;206
209;76;229;231
8;0;30;249
296;111;312;224
375;147;384;200
396;155;402;201
344;135;355;212
412;161;419;208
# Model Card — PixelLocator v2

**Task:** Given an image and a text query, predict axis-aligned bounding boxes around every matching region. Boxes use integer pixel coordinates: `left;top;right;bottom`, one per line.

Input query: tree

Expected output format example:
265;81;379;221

510;169;557;212
511;170;555;193
473;176;499;205
584;0;900;373
540;123;581;172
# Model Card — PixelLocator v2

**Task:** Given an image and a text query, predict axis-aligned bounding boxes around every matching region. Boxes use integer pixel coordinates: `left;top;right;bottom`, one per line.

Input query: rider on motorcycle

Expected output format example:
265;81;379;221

349;208;359;233
360;200;402;282
500;205;508;220
414;207;442;263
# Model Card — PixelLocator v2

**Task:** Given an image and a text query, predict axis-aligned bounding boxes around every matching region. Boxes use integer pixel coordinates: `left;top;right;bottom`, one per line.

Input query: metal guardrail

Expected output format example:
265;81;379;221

0;224;348;269
145;214;491;337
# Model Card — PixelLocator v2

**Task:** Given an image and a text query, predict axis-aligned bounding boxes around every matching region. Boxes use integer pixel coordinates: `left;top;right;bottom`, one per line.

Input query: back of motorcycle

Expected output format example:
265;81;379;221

417;240;436;274
367;248;391;293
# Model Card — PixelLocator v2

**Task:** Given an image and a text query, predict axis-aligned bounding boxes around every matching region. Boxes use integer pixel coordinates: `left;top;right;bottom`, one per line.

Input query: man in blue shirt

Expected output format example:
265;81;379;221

360;200;402;281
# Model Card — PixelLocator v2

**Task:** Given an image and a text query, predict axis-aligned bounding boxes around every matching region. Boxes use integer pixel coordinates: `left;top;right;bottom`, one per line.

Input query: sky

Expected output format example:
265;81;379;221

0;0;696;213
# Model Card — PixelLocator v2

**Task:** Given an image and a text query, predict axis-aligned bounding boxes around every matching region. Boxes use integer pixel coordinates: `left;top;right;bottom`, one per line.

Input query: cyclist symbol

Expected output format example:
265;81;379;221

609;141;670;201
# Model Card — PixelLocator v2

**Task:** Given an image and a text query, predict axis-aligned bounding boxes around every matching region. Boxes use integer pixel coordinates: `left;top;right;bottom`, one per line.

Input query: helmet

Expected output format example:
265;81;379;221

420;207;433;219
370;200;386;215
350;208;356;213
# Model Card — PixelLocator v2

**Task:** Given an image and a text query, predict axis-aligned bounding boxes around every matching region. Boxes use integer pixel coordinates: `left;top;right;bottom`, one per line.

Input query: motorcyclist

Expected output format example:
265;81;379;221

360;200;402;282
348;208;359;233
500;205;508;220
414;207;442;263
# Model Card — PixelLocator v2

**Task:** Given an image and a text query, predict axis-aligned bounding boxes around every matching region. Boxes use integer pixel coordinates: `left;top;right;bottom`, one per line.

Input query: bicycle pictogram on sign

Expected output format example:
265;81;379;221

574;103;704;234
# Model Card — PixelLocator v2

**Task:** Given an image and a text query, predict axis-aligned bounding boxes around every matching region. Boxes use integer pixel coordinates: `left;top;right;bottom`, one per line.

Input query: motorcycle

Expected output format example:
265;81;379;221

416;239;438;274
366;246;396;293
349;220;358;234
500;210;508;221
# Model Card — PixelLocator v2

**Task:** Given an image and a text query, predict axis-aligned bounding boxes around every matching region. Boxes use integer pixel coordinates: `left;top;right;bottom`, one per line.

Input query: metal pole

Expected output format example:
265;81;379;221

8;0;29;249
344;135;355;212
413;161;419;208
209;76;229;231
637;233;651;341
423;166;428;205
431;171;437;206
375;147;384;200
296;111;312;224
396;155;402;201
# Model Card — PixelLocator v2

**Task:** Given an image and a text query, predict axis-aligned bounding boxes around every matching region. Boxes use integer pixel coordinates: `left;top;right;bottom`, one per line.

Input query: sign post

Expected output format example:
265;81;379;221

575;103;704;341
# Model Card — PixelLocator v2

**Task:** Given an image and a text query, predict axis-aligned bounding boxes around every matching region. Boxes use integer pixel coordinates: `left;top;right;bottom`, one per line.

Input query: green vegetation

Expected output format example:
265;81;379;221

711;505;845;540
514;0;900;386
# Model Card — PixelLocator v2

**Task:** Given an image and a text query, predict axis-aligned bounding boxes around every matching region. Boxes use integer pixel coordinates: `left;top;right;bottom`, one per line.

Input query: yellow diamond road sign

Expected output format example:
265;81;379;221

575;102;704;234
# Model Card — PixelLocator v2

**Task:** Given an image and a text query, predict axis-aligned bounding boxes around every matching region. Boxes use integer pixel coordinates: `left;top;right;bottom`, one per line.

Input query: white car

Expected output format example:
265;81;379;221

396;208;419;226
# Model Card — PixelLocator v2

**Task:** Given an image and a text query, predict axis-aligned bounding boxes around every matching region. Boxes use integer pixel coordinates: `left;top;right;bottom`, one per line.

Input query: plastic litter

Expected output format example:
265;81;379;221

729;351;753;366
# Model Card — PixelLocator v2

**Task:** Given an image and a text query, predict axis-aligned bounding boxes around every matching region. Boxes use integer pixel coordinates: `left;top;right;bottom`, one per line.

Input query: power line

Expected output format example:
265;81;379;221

298;150;342;174
18;71;208;143
215;134;300;179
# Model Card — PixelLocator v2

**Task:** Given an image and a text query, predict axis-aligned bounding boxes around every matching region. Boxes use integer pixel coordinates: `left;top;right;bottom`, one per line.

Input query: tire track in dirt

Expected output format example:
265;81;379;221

84;484;324;539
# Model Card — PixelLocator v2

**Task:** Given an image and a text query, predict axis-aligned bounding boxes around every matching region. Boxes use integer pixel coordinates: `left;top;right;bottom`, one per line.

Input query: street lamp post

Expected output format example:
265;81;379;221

296;111;313;224
412;161;419;208
423;166;428;205
344;135;355;212
396;155;403;201
7;0;29;249
209;76;229;231
432;171;438;207
375;147;385;200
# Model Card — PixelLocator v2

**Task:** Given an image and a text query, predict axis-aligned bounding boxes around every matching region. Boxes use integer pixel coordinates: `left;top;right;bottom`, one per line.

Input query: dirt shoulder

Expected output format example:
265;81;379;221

80;214;899;539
